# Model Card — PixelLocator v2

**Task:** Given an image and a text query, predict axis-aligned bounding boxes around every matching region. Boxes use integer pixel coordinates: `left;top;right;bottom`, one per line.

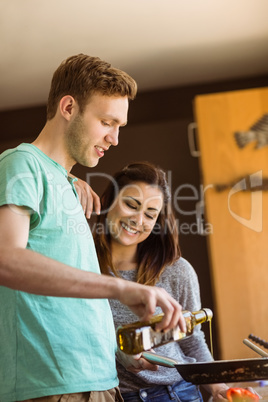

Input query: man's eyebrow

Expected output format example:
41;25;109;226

103;115;127;127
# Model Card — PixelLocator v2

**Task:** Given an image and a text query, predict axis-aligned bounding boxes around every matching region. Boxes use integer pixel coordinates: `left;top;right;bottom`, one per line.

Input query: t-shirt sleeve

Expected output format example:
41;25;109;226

0;150;44;229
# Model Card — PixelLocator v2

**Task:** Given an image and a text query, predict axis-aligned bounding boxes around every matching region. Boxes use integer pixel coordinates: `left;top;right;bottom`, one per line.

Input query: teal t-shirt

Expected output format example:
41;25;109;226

0;144;118;401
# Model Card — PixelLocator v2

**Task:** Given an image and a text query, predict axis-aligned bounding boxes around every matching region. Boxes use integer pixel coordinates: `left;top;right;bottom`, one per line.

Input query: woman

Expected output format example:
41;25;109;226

93;161;229;401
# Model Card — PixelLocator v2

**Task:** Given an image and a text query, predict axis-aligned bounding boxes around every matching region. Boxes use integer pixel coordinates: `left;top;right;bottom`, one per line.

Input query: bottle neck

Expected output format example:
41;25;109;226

192;308;212;325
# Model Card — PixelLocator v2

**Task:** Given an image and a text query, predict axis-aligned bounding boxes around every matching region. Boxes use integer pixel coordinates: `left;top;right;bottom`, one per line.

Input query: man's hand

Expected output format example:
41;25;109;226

117;280;186;333
71;175;101;218
116;349;158;374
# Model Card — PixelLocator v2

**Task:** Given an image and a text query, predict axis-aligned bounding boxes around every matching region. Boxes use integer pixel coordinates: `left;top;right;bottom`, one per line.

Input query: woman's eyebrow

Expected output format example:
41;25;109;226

125;196;160;212
124;196;141;205
147;207;159;212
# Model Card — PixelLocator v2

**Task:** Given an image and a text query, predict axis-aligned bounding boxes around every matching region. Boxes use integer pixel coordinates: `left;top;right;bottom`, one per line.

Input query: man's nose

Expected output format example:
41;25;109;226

106;127;119;146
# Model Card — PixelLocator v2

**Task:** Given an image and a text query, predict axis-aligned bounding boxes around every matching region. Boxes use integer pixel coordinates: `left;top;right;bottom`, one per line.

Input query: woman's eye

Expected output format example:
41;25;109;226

126;202;136;210
145;213;155;220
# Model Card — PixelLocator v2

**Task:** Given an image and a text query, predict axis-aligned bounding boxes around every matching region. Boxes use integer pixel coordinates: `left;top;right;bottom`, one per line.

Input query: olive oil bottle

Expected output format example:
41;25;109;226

116;308;213;354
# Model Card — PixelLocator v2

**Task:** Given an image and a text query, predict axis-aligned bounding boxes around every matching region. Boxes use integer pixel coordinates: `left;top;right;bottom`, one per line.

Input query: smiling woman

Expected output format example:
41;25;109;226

94;161;179;283
93;161;230;401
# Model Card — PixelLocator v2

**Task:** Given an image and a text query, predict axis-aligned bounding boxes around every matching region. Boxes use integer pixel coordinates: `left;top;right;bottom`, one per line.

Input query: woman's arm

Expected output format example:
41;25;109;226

70;173;101;218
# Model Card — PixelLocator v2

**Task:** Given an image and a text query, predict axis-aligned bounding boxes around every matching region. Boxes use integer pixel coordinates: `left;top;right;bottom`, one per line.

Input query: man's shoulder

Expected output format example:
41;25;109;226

0;144;50;175
1;143;38;163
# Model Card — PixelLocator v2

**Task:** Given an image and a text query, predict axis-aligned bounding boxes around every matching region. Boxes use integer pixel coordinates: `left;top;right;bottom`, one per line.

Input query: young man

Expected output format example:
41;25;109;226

0;54;185;402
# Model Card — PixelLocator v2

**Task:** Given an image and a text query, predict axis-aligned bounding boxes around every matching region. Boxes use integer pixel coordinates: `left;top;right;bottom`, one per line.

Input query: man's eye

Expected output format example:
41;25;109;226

102;121;110;126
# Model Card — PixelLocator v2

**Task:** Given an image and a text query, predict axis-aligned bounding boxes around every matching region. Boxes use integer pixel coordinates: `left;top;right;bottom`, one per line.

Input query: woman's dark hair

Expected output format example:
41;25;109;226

94;162;181;285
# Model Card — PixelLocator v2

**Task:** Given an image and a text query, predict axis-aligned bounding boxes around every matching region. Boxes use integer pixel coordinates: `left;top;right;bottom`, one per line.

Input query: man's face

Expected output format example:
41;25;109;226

65;93;129;168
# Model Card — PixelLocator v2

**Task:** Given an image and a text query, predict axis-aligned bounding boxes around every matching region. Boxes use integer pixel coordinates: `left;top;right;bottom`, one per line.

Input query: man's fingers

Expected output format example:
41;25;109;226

119;282;185;336
159;295;186;333
152;288;186;333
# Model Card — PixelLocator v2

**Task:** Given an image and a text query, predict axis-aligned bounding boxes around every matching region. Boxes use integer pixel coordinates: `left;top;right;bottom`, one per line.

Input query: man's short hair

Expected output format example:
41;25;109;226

46;54;137;120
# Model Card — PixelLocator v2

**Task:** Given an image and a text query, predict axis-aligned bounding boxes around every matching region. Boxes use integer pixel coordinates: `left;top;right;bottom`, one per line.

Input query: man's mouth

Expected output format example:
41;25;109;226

95;146;105;157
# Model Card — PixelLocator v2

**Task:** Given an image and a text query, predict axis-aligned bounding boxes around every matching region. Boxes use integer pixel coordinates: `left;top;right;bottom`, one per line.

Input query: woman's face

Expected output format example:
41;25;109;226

106;181;164;247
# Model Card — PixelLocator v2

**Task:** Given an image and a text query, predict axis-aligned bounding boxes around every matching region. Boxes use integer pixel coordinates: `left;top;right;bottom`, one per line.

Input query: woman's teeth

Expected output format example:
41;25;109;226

121;222;137;234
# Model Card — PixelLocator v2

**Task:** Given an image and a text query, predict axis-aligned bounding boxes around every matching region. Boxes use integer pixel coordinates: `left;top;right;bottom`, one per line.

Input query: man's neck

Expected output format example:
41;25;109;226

32;120;75;173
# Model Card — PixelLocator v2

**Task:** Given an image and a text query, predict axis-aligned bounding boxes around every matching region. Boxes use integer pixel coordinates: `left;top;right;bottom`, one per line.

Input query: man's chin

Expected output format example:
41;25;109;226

91;159;100;168
82;158;100;168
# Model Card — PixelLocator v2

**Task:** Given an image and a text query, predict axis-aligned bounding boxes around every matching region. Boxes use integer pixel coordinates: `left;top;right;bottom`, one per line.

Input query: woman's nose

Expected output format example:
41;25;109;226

130;212;143;226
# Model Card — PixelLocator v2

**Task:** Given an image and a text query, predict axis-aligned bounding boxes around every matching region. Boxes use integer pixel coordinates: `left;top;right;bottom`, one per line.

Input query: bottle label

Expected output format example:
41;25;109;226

141;327;153;350
172;327;187;341
141;325;187;351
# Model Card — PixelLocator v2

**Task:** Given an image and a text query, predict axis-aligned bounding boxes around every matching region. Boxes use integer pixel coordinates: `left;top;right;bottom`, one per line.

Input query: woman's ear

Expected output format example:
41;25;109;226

59;95;77;121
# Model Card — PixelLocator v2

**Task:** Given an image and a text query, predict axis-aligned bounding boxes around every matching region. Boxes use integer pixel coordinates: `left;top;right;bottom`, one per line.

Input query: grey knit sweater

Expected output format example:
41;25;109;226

109;257;213;393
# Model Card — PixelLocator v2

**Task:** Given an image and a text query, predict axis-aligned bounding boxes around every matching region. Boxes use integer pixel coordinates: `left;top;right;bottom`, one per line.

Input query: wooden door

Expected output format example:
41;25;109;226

194;87;268;359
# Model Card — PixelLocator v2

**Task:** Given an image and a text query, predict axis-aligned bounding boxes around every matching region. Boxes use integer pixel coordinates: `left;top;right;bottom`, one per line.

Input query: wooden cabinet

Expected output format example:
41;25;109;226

194;87;268;360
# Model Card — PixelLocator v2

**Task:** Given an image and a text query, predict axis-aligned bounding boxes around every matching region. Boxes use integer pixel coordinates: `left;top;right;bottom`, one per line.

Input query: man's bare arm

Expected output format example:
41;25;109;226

0;205;186;332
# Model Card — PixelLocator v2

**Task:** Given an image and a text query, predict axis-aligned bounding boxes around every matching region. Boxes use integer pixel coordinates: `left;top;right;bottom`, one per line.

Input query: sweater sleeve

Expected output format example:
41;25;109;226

162;257;213;362
110;258;213;392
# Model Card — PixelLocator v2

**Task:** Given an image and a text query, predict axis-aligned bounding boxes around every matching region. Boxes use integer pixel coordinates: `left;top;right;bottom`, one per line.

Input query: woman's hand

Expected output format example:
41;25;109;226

226;387;260;401
202;383;229;401
71;174;101;218
203;384;260;401
116;348;159;373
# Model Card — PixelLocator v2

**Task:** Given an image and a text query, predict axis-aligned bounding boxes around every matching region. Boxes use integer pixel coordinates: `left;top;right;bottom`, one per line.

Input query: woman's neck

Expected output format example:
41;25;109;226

111;242;138;271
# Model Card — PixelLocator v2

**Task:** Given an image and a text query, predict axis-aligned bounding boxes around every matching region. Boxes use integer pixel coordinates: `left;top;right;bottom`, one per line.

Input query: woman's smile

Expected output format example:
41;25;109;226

121;221;139;235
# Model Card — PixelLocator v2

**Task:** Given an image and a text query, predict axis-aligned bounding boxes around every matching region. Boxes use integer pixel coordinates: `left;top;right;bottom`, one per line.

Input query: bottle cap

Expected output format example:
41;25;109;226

202;308;213;321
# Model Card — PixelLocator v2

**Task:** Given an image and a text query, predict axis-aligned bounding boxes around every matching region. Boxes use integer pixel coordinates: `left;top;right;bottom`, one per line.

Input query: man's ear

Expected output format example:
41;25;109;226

59;95;77;121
